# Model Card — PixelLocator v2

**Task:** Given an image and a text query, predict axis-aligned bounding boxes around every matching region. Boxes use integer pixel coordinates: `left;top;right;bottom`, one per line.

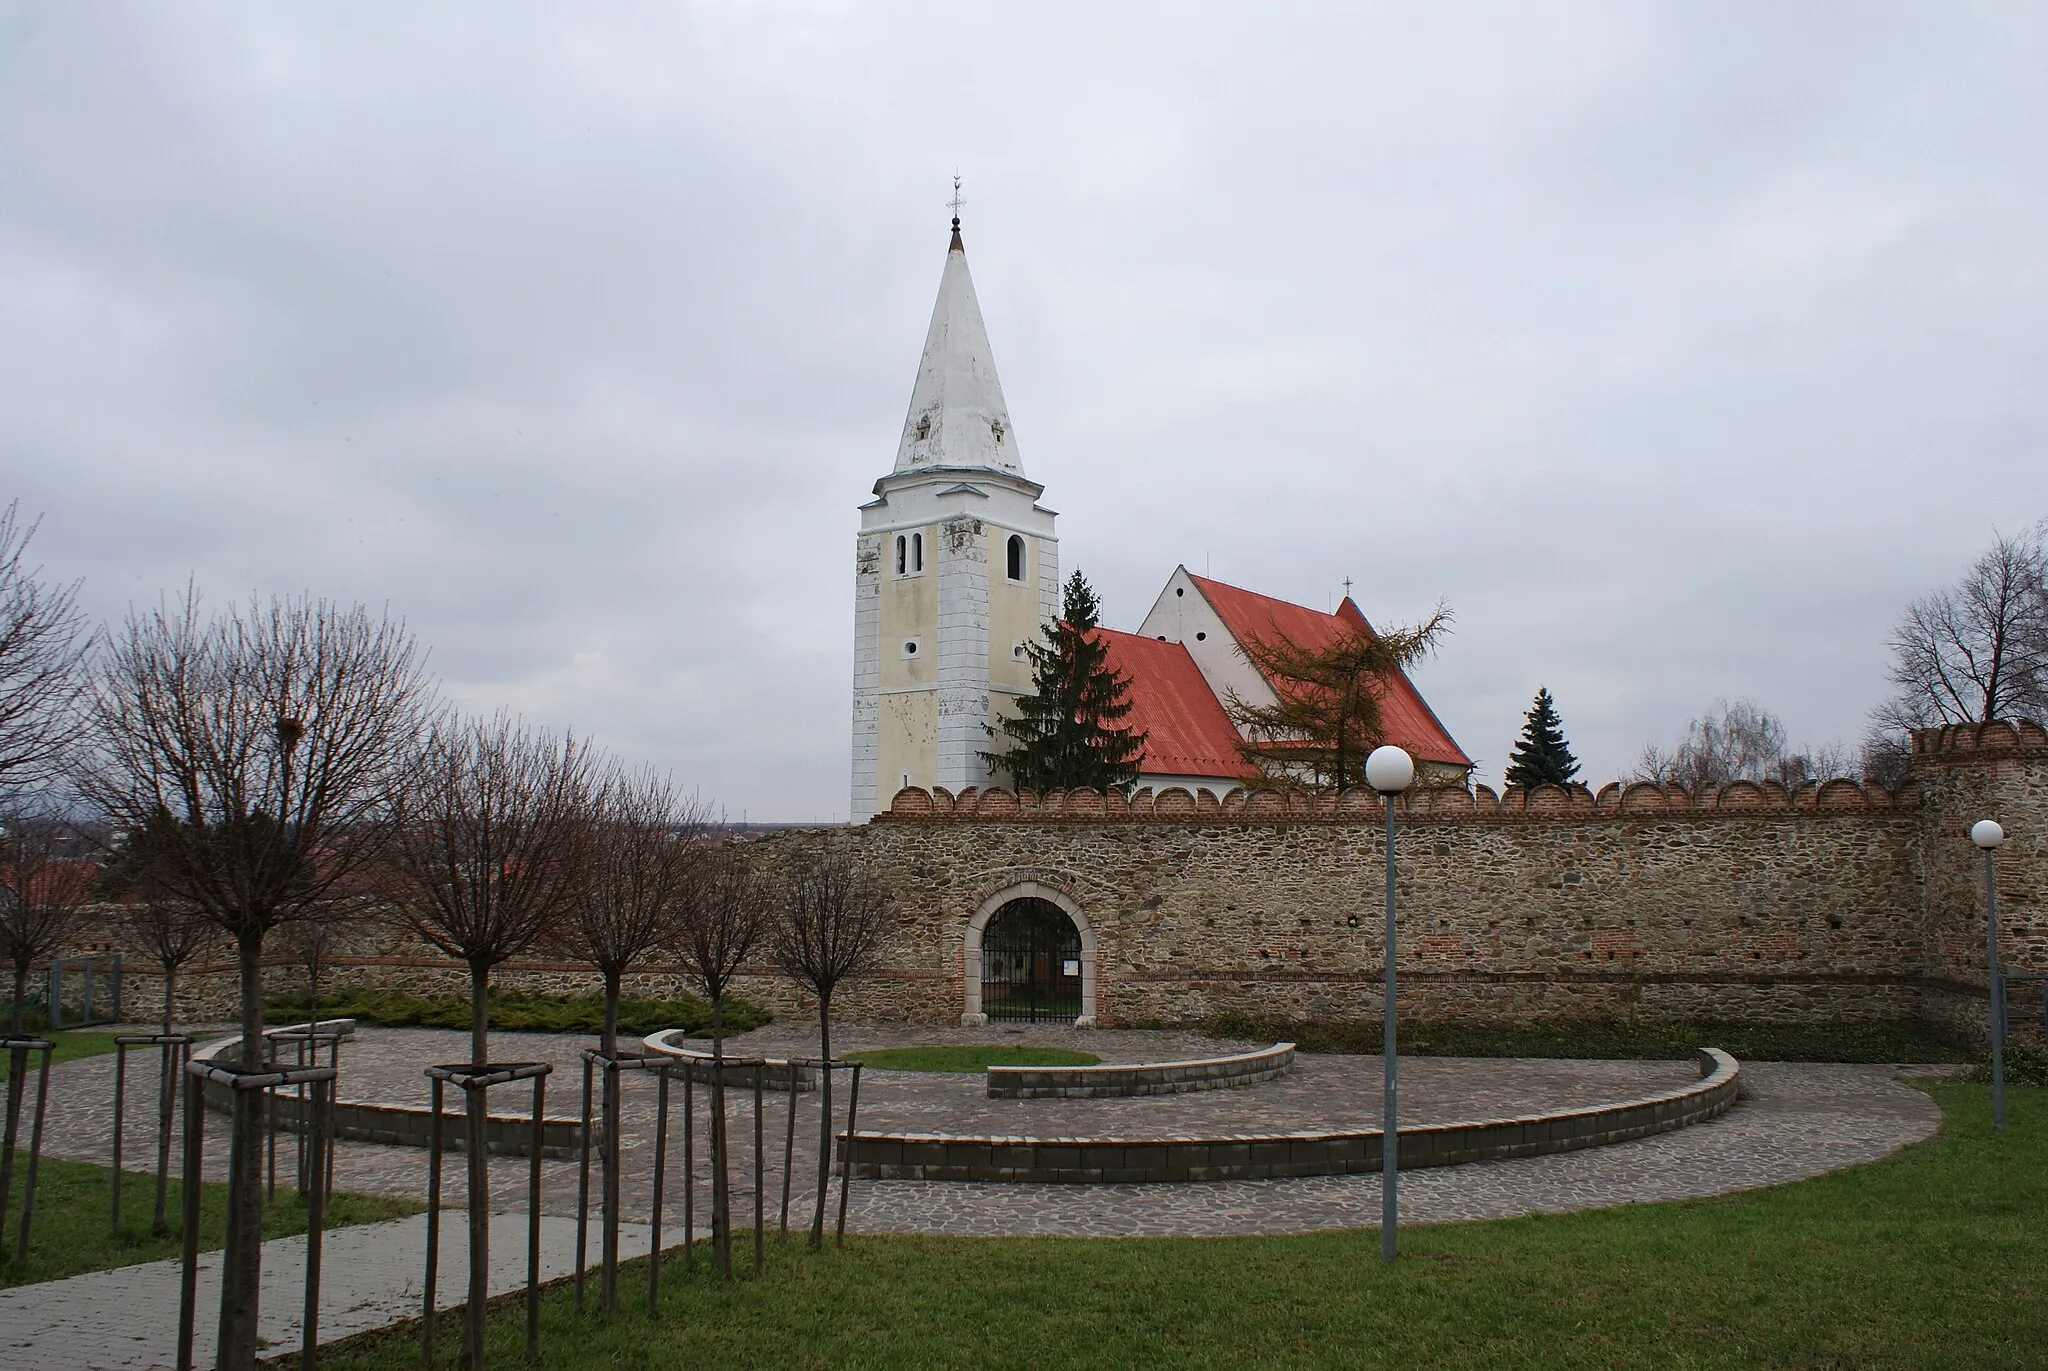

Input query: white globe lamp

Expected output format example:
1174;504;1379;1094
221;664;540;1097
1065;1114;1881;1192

1365;745;1415;795
1971;819;2005;849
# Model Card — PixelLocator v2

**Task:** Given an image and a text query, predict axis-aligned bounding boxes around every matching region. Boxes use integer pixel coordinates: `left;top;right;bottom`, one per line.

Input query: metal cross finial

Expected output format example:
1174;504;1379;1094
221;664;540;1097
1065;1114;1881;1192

1342;576;1354;599
949;174;966;228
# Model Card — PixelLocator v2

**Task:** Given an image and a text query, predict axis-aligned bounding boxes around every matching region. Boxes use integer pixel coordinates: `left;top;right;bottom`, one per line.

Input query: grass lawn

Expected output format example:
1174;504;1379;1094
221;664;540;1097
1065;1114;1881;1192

306;1083;2045;1369
0;1030;125;1080
846;1045;1101;1072
0;1157;421;1288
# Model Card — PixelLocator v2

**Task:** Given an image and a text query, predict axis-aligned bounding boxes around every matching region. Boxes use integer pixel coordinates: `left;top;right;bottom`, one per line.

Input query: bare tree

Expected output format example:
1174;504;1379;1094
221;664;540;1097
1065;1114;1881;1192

548;764;703;1313
81;589;430;1371
1631;698;1851;791
1879;525;2048;732
0;503;89;803
381;711;595;1065
110;875;214;1238
770;841;890;1249
0;807;93;1033
378;710;594;1355
676;841;767;1276
278;910;346;1030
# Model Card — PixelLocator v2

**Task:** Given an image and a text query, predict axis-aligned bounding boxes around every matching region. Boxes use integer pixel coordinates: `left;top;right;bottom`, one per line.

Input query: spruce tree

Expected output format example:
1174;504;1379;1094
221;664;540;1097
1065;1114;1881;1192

982;571;1147;792
1504;686;1580;788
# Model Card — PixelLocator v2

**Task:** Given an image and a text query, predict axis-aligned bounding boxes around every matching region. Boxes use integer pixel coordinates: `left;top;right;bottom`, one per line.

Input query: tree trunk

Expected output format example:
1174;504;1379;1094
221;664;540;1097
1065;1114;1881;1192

161;965;176;1037
601;971;620;1059
217;931;268;1370
9;963;24;1035
464;961;490;1370
709;993;730;1275
809;990;834;1250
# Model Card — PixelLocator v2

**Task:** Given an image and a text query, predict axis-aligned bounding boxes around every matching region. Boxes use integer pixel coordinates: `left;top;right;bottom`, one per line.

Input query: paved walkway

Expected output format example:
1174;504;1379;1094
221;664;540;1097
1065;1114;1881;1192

0;1214;653;1371
0;1026;1949;1366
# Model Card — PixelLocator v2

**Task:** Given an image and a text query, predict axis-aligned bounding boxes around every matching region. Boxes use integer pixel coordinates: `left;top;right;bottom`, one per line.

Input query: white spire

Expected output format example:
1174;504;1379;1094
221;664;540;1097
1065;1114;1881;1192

893;220;1022;476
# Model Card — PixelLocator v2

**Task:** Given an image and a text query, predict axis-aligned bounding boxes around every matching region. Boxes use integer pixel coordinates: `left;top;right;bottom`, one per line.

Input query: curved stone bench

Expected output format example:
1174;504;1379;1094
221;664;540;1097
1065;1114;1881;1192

841;1048;1741;1184
987;1043;1295;1099
193;1024;584;1158
641;1029;817;1089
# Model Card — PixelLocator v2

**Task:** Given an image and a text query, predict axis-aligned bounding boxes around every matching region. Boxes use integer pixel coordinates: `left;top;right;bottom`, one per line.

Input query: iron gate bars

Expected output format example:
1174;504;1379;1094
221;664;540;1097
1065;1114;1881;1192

980;899;1083;1023
110;1032;192;1237
175;1055;335;1371
420;1061;550;1369
574;1049;678;1316
46;954;123;1030
0;1035;53;1260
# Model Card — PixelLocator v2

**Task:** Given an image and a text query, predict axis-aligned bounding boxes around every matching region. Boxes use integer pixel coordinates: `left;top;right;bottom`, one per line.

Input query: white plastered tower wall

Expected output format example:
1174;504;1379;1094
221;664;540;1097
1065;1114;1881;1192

852;220;1059;822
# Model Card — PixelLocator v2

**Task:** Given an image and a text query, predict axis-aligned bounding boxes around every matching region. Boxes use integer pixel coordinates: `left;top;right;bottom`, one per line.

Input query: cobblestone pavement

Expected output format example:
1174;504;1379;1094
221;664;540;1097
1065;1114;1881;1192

0;1213;654;1371
29;1026;1943;1241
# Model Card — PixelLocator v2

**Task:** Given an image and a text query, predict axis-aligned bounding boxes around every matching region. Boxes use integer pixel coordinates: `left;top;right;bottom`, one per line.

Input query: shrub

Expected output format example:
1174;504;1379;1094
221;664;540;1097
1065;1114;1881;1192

1970;1039;2048;1087
264;986;770;1038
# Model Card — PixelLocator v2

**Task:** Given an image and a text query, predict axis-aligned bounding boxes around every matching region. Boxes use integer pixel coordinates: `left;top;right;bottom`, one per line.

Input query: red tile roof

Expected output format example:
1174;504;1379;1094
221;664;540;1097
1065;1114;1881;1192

1186;575;1471;768
1091;627;1260;780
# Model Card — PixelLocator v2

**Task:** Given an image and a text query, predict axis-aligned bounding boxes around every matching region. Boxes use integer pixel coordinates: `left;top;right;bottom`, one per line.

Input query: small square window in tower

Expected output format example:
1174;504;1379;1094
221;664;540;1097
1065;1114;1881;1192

1006;534;1025;582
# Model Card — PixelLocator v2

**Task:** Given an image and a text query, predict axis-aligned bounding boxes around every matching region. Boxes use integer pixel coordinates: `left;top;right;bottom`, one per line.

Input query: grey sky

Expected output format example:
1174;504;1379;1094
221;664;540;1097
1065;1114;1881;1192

4;3;2044;817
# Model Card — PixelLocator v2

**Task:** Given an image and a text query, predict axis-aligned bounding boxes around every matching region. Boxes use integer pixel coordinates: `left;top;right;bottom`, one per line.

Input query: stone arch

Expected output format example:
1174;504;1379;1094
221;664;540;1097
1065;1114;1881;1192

961;881;1097;1028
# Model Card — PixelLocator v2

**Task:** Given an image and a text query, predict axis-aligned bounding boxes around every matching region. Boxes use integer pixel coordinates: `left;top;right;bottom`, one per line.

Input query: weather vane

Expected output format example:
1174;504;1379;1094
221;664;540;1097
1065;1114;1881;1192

949;173;966;227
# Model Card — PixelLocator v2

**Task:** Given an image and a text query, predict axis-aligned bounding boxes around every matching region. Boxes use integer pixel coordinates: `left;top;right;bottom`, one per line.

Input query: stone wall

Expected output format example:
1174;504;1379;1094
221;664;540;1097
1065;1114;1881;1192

53;723;2047;1043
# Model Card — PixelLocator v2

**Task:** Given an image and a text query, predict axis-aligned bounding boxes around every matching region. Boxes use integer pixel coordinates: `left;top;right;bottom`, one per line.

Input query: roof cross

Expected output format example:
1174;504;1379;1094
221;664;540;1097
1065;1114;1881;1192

1342;576;1354;600
948;174;966;227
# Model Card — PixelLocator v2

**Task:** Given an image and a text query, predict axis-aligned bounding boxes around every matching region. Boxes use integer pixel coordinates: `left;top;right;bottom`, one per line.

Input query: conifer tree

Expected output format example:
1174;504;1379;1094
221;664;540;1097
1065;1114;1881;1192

982;571;1146;792
1504;686;1580;788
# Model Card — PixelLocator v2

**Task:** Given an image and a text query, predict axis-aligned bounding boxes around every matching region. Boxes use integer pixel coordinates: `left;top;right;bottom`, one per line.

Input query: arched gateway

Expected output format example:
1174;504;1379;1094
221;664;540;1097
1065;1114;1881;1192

961;884;1096;1027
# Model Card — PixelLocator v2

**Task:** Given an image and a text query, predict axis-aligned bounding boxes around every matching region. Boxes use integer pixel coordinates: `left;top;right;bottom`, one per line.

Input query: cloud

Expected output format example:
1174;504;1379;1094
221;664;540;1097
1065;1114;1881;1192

4;2;2046;812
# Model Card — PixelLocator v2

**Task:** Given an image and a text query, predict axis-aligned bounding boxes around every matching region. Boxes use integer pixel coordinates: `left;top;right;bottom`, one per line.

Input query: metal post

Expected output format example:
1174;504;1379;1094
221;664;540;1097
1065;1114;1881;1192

600;1059;618;1316
1986;848;2005;1135
112;1042;128;1236
527;1074;545;1362
752;1062;764;1275
574;1055;592;1314
422;1076;443;1367
682;1064;694;1270
780;1060;798;1237
47;963;61;1032
648;1064;669;1312
301;1077;329;1371
835;1063;860;1245
176;1068;203;1371
1381;789;1399;1263
16;1046;51;1261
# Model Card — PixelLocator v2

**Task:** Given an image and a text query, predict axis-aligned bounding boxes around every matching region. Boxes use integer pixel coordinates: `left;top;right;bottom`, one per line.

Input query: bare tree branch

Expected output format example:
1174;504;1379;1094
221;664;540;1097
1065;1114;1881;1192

0;805;94;1033
0;503;90;801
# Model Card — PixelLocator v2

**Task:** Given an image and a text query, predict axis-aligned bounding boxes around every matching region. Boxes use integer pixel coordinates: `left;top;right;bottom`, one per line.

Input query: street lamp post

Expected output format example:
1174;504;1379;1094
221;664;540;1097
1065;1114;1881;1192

1971;819;2007;1134
1365;744;1415;1263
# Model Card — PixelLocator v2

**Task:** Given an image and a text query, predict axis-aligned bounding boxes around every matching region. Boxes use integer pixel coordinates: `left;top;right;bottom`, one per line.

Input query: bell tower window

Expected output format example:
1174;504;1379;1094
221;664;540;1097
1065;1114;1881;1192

894;531;924;578
915;414;931;442
1006;534;1025;583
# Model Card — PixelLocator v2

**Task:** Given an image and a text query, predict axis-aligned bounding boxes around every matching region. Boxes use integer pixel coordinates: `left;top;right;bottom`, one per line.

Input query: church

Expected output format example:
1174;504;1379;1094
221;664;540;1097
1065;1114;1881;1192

850;216;1471;822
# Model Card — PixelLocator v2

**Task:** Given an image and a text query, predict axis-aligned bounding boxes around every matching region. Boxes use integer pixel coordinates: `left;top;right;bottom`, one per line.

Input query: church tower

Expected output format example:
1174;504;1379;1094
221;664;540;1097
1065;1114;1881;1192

852;214;1059;821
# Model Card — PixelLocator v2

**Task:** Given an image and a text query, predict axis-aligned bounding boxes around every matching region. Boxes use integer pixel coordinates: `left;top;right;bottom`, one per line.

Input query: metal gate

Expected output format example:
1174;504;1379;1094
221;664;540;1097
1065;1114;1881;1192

980;898;1082;1024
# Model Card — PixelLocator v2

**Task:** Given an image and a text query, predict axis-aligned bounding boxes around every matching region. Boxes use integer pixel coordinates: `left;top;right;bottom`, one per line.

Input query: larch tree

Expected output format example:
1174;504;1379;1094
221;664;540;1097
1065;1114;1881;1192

1224;605;1451;790
83;590;431;1371
982;571;1146;792
770;840;891;1249
1503;687;1581;789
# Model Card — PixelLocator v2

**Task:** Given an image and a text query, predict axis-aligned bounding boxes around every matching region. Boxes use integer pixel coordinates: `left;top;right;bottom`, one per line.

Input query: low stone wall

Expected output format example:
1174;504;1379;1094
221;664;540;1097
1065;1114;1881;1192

641;1031;817;1090
841;1048;1741;1183
986;1043;1295;1098
192;1027;585;1158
